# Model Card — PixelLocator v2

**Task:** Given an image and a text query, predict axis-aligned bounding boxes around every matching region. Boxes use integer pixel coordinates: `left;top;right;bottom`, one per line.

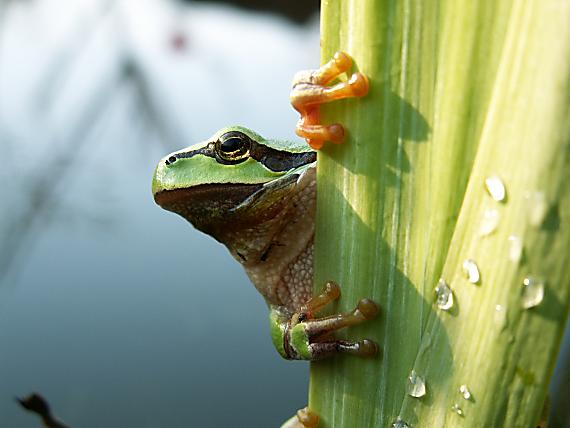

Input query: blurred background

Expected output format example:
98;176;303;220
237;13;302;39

0;0;567;427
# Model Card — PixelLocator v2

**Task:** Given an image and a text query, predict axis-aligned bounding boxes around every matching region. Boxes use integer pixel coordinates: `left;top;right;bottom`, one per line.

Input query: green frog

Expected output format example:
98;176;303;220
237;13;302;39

153;52;376;427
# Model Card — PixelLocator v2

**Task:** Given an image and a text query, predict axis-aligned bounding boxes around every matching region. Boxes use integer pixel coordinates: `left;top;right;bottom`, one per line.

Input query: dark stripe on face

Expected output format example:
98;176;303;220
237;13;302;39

166;132;316;172
250;144;316;172
165;146;214;165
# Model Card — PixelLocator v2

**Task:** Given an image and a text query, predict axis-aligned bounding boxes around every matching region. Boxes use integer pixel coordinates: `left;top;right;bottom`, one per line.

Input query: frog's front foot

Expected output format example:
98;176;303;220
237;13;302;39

290;51;369;149
272;282;379;360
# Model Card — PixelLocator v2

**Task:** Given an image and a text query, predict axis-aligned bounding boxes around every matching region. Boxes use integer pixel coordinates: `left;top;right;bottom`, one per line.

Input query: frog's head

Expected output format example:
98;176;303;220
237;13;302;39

152;126;315;239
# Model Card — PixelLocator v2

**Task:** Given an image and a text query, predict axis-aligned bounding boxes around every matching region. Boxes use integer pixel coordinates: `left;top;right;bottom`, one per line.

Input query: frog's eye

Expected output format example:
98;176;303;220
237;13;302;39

215;131;251;163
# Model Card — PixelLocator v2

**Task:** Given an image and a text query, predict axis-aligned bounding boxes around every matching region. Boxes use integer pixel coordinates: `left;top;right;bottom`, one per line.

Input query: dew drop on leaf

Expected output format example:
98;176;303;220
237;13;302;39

435;279;454;310
494;304;508;330
459;384;472;400
451;403;465;416
392;417;411;428
462;259;480;284
485;175;506;202
508;235;523;263
524;191;548;226
480;209;500;236
522;277;545;309
407;370;426;398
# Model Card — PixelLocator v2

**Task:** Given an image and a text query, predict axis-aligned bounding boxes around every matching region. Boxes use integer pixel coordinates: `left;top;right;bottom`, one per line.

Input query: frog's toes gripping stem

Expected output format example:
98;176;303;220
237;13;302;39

290;51;369;149
281;281;380;360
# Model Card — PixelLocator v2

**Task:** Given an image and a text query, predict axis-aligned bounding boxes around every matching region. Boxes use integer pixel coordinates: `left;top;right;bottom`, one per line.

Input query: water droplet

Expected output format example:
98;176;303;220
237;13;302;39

407;370;426;398
485;175;506;202
462;259;480;284
494;304;508;330
435;279;454;310
392;417;411;428
480;209;500;236
508;235;523;263
524;191;548;226
451;403;464;416
459;384;472;400
522;277;545;309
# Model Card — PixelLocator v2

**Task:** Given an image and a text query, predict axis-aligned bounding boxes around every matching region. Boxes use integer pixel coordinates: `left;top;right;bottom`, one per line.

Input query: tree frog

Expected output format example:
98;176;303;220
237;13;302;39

153;52;376;427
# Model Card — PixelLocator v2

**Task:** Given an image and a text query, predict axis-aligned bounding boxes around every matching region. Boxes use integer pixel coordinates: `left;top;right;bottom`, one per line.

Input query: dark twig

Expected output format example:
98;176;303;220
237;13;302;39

16;393;70;428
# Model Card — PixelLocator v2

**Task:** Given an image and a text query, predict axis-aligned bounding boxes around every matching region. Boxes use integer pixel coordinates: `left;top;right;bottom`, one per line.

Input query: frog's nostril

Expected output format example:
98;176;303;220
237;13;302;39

166;156;177;165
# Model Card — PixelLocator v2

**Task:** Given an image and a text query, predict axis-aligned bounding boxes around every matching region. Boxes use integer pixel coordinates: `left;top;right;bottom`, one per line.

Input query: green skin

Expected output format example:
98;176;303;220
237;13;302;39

153;126;319;360
153;126;377;362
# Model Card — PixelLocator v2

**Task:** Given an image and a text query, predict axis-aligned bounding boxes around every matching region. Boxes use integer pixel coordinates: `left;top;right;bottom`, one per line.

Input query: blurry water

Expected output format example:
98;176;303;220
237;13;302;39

0;0;318;426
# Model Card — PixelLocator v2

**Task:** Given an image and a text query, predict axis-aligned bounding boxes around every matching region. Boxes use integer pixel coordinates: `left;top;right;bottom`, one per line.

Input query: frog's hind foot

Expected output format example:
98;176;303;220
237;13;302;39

310;338;378;359
295;281;380;360
297;407;319;428
302;297;379;339
280;406;319;428
290;52;369;149
296;280;341;317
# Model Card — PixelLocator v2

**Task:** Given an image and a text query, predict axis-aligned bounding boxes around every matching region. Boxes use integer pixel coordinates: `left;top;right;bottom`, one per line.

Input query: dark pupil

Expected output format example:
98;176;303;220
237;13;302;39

221;137;243;153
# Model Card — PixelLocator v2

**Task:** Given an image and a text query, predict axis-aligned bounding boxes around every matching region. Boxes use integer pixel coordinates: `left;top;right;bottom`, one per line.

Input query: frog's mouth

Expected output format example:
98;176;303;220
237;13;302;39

153;183;265;229
154;183;264;212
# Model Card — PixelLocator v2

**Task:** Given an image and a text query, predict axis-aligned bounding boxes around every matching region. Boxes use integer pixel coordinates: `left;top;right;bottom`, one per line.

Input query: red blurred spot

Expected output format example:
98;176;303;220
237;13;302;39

170;32;187;52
